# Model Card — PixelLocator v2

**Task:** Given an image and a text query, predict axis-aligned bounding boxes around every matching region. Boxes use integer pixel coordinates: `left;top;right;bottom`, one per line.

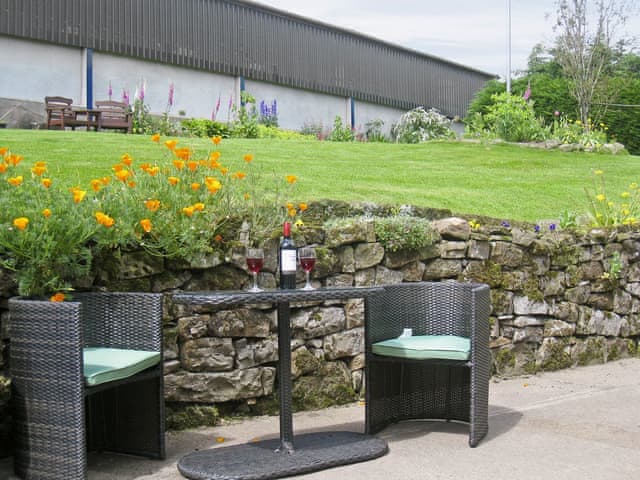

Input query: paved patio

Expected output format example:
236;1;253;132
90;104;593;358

2;358;639;479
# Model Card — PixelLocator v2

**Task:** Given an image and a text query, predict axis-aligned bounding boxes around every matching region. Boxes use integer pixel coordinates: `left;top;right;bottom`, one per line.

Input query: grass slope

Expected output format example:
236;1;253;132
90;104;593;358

1;129;639;223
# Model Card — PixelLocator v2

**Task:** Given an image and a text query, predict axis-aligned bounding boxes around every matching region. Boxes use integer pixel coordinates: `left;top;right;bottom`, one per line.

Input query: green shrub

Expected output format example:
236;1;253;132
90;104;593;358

393;107;454;143
482;92;549;142
181;118;231;138
374;216;438;252
256;125;316;141
326;116;354;142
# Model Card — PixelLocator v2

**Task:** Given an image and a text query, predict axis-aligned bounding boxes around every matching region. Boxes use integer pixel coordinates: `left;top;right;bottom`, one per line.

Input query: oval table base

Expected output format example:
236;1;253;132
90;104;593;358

177;431;388;480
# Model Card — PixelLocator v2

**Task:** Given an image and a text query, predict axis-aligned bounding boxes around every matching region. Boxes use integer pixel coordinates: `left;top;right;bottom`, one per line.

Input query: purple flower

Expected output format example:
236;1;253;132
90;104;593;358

534;225;541;233
108;81;113;100
501;221;511;228
549;223;557;231
121;89;130;105
138;81;145;102
523;81;531;101
168;82;174;107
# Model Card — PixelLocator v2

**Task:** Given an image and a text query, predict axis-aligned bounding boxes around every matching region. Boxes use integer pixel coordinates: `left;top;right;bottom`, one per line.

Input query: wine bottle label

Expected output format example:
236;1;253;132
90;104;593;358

280;250;297;272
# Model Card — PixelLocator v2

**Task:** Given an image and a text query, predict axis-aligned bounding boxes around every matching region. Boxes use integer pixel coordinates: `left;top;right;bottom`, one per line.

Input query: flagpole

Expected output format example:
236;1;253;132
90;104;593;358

506;0;512;93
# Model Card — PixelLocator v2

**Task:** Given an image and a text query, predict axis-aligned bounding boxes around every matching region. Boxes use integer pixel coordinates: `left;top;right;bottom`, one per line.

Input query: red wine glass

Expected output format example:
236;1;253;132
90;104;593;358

298;247;316;290
246;248;264;292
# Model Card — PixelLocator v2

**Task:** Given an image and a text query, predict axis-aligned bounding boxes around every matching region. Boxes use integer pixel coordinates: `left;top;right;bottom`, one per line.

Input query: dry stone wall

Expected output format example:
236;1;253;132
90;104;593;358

1;209;640;453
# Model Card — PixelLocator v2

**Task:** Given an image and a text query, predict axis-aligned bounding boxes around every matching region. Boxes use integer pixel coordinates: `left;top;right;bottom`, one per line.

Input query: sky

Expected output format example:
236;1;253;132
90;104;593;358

253;0;639;78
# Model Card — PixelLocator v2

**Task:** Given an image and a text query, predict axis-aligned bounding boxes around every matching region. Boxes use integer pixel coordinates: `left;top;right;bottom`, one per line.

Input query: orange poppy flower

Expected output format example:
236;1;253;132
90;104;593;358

13;217;29;230
140;218;153;233
151;133;161;143
173;159;185;170
286;175;297;184
182;206;195;217
115;170;130;182
144;199;161;212
50;292;66;302
243;154;254;163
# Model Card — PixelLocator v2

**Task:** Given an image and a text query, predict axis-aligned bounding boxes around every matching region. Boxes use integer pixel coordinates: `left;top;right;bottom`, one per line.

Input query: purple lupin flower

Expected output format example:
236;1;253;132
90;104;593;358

108;81;113;100
121;89;130;106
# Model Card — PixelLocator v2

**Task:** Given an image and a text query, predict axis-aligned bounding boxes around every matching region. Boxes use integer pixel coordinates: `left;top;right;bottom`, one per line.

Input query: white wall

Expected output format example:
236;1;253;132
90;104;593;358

0;36;415;136
94;53;238;121
353;100;405;136
245;80;350;132
0;36;83;103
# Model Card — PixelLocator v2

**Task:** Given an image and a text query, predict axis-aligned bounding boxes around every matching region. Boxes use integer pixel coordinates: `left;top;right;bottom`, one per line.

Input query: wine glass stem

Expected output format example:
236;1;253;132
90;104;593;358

305;271;310;287
253;272;258;290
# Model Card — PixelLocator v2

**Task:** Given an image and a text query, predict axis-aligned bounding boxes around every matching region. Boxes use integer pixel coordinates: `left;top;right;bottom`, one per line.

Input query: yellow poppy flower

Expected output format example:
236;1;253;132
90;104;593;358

286;175;297;184
8;176;23;186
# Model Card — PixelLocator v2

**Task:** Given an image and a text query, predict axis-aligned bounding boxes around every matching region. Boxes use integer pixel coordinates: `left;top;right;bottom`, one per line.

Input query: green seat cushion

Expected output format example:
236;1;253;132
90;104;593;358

83;347;161;386
372;335;470;361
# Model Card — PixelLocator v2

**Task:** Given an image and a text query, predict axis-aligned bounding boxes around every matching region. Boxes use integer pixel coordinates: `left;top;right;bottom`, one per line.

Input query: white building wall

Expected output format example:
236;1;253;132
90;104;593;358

0;36;83;103
93;53;239;121
0;36;413;135
245;80;350;132
353;100;405;136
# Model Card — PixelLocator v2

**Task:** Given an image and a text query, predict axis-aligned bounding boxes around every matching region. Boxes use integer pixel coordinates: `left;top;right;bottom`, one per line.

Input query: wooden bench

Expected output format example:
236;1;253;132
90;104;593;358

95;100;133;133
45;96;100;131
44;96;82;130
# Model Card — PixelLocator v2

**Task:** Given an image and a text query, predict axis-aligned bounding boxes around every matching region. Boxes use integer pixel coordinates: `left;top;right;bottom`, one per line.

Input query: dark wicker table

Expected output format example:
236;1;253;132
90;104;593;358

173;287;388;480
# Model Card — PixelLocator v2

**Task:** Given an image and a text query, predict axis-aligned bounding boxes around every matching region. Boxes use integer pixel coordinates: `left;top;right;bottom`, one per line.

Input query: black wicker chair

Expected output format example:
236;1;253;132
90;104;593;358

365;281;491;447
9;292;165;480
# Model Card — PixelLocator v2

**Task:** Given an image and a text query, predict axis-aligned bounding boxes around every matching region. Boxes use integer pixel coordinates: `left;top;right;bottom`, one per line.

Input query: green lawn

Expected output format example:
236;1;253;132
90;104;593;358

2;129;639;223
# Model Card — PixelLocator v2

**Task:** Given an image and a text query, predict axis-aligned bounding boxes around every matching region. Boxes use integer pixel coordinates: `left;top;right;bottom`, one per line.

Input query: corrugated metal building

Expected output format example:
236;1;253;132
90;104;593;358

0;0;495;129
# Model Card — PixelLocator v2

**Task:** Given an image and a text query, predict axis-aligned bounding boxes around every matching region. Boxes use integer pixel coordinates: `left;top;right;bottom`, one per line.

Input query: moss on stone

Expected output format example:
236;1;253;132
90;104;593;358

577;338;605;366
522;276;544;302
608;343;620;361
470;261;504;288
494;348;516;373
540;339;572;371
165;403;220;430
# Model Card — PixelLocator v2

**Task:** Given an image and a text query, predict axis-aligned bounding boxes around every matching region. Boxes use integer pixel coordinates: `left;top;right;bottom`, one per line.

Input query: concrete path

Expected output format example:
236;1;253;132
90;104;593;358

2;358;639;479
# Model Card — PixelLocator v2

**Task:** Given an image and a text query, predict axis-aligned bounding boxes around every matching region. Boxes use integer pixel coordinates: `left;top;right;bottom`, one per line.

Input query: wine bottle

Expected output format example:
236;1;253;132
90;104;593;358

279;221;297;289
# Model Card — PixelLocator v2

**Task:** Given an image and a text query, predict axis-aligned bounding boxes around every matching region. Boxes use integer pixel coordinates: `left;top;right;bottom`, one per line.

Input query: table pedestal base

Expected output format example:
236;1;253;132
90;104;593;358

177;431;388;480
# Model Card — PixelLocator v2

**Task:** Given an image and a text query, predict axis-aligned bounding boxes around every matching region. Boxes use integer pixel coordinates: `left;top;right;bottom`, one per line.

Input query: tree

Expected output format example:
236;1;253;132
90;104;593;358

552;0;634;129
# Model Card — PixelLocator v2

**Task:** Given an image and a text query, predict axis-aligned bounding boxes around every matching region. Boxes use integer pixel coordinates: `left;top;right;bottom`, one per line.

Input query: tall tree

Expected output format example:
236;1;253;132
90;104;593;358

552;0;633;129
